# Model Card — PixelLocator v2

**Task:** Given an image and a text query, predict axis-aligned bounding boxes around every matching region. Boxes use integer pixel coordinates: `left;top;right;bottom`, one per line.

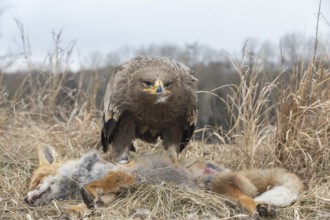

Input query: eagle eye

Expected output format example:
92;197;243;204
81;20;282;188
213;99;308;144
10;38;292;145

143;81;153;87
164;82;172;88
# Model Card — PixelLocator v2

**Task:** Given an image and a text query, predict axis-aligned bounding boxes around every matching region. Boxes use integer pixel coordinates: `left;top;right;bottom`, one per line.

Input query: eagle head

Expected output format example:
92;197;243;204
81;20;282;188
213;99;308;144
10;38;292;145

129;68;178;104
126;56;196;106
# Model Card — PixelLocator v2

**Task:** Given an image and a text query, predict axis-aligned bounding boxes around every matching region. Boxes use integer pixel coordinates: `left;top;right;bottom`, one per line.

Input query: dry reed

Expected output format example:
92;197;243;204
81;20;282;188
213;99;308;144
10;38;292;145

1;16;330;219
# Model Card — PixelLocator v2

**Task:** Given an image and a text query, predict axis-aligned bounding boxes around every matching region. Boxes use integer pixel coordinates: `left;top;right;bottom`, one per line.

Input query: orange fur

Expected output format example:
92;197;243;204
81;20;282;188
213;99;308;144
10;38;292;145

26;146;303;218
29;145;61;189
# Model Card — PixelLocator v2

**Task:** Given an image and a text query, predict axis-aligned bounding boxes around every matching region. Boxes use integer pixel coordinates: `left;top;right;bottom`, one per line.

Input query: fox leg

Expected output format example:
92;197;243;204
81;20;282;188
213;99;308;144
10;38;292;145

81;171;135;209
60;203;89;219
209;172;276;217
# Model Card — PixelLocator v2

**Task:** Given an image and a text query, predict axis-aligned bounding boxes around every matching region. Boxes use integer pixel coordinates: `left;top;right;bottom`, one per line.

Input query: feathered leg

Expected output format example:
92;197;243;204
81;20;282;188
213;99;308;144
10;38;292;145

111;114;136;163
162;123;183;164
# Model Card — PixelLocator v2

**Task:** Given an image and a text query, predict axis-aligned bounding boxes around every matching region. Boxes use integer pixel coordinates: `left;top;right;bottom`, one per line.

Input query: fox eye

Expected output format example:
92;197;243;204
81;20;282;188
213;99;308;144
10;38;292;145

143;81;153;87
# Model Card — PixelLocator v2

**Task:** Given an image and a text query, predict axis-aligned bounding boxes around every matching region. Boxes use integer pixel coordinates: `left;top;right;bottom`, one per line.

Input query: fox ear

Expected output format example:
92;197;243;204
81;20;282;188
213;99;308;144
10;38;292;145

38;144;56;166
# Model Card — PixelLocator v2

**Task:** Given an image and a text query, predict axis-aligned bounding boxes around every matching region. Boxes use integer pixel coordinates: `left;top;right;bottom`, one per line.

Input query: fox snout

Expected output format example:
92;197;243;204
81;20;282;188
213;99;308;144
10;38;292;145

23;195;39;206
24;193;39;206
23;196;30;204
24;183;52;206
24;194;36;206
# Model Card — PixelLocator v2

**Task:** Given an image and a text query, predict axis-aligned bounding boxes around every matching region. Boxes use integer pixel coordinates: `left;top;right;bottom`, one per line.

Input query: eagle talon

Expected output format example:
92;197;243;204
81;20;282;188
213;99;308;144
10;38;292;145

168;147;179;164
119;154;129;164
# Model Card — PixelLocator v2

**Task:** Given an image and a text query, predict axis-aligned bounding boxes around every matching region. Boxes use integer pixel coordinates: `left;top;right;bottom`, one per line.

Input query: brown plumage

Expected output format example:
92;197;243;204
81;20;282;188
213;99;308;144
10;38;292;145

101;56;198;162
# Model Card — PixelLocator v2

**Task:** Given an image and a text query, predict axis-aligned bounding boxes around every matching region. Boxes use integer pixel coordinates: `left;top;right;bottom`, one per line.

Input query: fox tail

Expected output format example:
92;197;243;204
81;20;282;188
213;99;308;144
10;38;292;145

251;169;304;206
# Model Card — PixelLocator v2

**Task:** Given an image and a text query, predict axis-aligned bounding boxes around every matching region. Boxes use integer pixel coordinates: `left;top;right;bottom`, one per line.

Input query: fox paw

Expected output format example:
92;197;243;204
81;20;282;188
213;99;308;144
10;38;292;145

256;203;276;217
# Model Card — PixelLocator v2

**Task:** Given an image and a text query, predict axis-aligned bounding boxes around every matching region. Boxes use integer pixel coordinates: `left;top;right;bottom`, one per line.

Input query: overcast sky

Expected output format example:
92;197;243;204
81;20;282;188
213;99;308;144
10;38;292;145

1;0;329;70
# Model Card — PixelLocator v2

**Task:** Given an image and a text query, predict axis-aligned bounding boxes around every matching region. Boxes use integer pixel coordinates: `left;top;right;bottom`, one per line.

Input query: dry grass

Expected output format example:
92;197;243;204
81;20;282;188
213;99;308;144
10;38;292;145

1;30;330;218
1;63;330;220
275;63;330;178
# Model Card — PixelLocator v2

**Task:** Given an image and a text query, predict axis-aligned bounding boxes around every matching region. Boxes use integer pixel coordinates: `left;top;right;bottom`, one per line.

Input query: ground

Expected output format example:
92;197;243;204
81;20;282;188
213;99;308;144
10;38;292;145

1;61;330;219
0;106;329;219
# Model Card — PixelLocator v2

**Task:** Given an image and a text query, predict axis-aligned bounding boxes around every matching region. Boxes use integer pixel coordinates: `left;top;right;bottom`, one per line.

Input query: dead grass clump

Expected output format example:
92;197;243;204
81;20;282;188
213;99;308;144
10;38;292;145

96;183;237;219
275;63;330;178
215;49;280;170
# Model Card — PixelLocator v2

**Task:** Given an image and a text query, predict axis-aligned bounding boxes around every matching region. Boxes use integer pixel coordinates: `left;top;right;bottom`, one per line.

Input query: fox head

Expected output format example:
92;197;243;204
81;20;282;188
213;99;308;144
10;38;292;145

24;145;110;206
186;160;230;188
28;145;60;191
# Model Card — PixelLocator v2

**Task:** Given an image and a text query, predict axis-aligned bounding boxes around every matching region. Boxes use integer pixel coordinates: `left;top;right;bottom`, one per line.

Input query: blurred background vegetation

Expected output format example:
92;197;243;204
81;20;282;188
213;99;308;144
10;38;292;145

1;28;328;141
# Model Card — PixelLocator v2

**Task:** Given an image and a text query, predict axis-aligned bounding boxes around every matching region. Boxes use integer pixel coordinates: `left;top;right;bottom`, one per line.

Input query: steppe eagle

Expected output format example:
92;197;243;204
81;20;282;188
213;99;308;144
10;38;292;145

101;56;198;163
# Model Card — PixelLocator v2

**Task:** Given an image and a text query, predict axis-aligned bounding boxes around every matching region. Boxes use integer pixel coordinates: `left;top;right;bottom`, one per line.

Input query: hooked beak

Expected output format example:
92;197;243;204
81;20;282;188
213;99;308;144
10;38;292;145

143;79;170;96
154;79;164;95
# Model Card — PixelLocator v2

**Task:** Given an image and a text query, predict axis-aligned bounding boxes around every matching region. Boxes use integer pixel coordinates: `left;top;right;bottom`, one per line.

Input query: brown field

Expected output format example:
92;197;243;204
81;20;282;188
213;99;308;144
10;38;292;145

1;54;330;220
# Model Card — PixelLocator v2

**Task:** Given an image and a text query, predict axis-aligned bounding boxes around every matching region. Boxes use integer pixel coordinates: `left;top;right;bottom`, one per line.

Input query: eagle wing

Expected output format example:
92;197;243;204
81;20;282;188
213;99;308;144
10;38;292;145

101;65;128;152
179;69;199;152
179;109;197;152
